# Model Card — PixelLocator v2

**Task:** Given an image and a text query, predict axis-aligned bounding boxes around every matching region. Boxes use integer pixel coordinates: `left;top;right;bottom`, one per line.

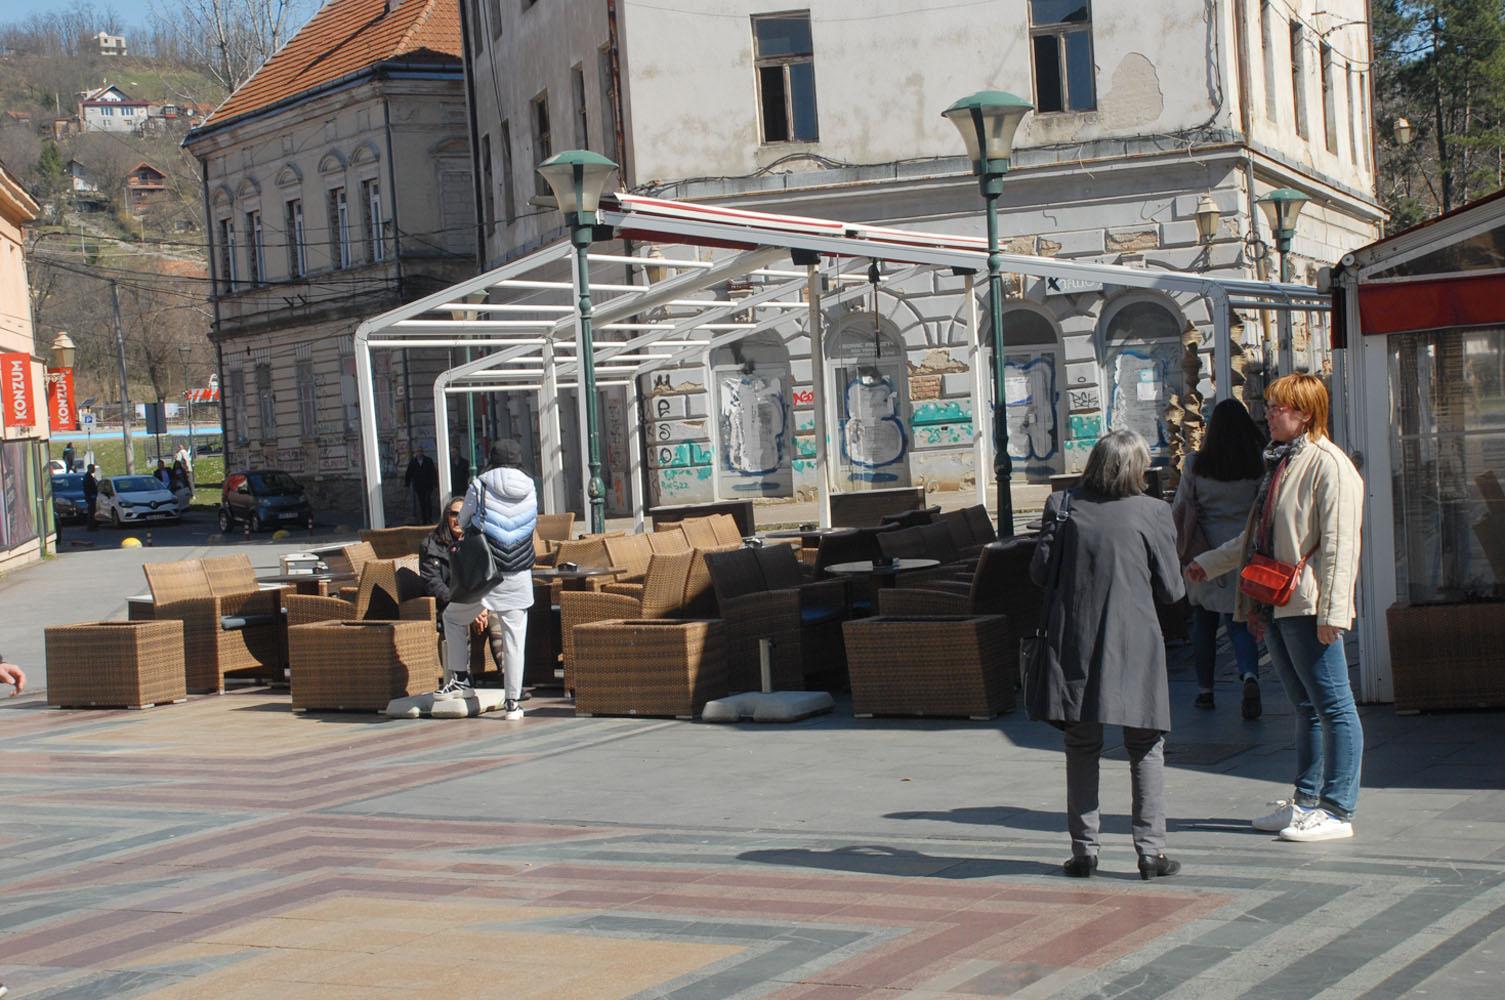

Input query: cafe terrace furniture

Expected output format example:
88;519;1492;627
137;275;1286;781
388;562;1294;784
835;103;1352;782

359;525;431;559
603;533;655;585
1387;601;1505;712
650;499;756;538
142;556;286;692
876;525;975;585
704;545;849;693
934;505;999;558
533;512;576;564
45;620;186;710
284;557;435;629
560;550;696;695
829;486;928;528
321;542;378;602
881;538;1040;688
290;620;441;712
879;505;942;529
842;614;1014;719
572;618;727;719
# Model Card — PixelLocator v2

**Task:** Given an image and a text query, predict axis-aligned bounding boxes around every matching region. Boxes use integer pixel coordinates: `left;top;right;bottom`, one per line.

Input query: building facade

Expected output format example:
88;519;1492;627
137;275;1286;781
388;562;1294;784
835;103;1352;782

80;85;148;133
459;0;1383;513
0;159;52;574
185;0;476;524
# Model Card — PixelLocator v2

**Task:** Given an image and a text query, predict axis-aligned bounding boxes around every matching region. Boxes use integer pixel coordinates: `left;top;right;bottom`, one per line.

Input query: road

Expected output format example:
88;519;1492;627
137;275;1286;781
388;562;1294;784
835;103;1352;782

0;512;362;691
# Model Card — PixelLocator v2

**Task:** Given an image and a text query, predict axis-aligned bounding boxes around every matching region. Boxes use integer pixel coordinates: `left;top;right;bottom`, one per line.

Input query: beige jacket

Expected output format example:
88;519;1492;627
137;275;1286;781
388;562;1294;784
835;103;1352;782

1193;434;1364;629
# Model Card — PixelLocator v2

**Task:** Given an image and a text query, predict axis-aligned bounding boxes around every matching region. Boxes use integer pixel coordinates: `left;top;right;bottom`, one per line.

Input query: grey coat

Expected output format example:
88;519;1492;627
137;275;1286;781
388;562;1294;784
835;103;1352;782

1027;490;1185;733
1172;454;1261;614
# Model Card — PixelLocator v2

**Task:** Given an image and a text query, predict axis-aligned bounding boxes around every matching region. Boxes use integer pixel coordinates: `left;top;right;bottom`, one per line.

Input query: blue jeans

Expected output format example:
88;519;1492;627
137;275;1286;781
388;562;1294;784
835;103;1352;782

1265;615;1363;819
1190;606;1261;691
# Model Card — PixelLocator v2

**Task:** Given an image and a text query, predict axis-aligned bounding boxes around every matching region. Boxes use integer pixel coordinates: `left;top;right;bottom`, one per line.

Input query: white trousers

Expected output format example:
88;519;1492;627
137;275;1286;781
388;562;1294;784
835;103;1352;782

442;601;526;701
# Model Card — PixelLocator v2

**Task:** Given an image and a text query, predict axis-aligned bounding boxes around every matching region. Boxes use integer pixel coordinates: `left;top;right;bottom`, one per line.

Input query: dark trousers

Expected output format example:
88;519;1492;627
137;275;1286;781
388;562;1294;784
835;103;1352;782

86;499;98;530
411;488;434;524
1064;722;1167;859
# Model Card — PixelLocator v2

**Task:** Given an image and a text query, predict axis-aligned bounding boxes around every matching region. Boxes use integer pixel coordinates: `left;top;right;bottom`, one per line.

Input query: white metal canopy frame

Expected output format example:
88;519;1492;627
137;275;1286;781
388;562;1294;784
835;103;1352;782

353;194;1329;529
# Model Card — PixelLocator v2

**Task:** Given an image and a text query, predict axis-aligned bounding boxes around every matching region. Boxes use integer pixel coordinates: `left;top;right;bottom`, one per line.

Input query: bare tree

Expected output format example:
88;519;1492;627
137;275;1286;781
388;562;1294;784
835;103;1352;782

154;0;313;92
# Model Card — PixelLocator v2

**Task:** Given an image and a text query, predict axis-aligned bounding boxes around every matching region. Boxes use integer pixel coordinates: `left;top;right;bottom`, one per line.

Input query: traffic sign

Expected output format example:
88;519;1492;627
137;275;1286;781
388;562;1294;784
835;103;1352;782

81;411;96;429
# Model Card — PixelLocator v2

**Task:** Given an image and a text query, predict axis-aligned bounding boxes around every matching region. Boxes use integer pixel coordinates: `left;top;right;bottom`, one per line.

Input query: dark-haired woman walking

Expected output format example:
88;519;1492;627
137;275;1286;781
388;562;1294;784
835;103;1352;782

1172;399;1267;717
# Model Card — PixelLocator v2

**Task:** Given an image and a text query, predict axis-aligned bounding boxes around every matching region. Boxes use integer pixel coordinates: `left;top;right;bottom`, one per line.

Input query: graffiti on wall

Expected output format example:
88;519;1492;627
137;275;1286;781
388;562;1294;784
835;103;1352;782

1108;346;1178;451
717;372;791;495
1003;355;1058;462
840;375;908;483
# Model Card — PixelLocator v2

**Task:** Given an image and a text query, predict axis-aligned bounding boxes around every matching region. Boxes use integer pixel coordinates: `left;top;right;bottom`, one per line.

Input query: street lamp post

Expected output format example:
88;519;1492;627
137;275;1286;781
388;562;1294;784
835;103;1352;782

1256;187;1308;284
178;344;195;466
943;90;1032;538
536;149;619;535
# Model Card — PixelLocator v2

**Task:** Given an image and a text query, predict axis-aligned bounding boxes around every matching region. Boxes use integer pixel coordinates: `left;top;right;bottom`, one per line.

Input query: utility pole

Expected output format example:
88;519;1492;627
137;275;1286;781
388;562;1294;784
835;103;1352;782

111;280;135;474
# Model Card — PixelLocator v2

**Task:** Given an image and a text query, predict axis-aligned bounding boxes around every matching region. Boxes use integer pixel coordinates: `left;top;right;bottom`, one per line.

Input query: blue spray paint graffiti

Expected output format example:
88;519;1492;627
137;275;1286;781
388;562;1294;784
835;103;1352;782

839;375;907;483
1003;355;1059;461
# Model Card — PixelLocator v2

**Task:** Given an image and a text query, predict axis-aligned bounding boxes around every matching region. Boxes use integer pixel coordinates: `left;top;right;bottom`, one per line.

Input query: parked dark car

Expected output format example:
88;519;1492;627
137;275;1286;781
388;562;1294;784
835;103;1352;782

219;470;314;532
51;473;88;523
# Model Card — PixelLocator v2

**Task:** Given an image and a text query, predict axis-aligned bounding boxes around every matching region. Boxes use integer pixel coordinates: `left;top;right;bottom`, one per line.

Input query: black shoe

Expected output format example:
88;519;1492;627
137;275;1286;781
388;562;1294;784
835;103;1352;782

1194;691;1215;710
1241;677;1262;720
1138;853;1181;880
1063;855;1098;878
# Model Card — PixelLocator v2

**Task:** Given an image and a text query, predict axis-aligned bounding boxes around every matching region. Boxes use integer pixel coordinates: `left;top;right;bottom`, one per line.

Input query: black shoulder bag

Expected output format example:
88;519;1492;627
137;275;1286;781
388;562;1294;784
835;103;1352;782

450;480;498;603
1019;491;1072;692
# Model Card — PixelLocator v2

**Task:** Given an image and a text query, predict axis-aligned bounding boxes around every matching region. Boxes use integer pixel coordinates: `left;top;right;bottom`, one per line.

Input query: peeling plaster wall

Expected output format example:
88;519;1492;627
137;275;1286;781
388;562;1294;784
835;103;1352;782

617;0;1230;187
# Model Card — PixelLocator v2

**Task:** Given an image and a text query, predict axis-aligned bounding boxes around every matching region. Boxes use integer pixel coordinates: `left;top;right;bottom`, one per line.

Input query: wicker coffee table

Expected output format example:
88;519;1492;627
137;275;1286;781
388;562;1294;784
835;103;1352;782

45;620;187;710
572;619;727;719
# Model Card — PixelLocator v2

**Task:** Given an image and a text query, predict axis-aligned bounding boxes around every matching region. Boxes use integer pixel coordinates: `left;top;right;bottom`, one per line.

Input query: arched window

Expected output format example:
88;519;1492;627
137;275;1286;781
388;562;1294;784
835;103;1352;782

1102;296;1186;457
992;305;1063;471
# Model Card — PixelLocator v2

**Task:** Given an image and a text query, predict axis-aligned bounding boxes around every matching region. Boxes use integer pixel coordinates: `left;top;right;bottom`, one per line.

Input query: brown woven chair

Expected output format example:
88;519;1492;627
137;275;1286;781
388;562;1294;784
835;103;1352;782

322;542;377;602
962;505;998;547
572;619;727;719
143;559;283;693
603;533;654;584
709;513;746;545
285;556;435;628
290;620;441;712
533;512;576;564
559;550;696;694
359;525;430;559
201;554;261;594
704;546;844;693
879;538;1038;688
843;614;1013;719
678;516;721;548
647;525;691;555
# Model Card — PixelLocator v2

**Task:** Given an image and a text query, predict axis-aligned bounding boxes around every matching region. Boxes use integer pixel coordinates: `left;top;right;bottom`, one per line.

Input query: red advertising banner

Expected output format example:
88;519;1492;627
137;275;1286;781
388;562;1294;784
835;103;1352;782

0;352;37;429
46;367;78;431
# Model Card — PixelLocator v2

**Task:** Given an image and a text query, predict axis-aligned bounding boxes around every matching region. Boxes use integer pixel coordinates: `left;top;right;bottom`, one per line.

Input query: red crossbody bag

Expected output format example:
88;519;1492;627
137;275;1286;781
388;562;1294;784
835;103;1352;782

1238;458;1316;606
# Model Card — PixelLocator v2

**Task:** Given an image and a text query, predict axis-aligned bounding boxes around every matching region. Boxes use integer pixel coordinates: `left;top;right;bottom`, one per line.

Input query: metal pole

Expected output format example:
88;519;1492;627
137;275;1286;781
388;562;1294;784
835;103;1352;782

110;280;134;474
574;232;606;534
806;263;832;529
983;181;1014;537
1277;244;1294;375
463;345;477;481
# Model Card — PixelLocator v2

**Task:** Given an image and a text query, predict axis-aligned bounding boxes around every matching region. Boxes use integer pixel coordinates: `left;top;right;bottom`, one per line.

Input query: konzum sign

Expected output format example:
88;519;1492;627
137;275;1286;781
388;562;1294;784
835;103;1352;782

1;352;37;428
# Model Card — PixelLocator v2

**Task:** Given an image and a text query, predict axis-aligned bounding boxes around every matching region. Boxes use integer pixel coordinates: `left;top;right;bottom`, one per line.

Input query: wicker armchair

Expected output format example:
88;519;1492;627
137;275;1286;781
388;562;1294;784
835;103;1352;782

843;614;1013;718
533;512;575;565
709;514;746;545
878;538;1039;687
142;558;284;693
359;526;431;559
647;525;691;554
603;533;654;585
560;550;696;694
678;516;721;548
285;556;435;628
704;546;848;693
290;620;441;712
322;542;377;602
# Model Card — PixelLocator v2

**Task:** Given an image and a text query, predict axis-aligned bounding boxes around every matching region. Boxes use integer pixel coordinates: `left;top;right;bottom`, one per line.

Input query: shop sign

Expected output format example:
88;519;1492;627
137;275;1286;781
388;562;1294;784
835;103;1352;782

46;368;78;431
1;353;37;428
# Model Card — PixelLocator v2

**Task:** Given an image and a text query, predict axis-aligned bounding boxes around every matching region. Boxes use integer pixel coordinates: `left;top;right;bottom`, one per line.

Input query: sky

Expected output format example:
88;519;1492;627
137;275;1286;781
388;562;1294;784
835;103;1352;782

4;1;163;25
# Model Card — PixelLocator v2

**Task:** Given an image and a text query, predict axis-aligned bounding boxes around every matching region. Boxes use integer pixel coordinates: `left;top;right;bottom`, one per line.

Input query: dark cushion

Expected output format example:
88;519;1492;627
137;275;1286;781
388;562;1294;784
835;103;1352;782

800;606;844;626
705;547;765;602
221;613;277;631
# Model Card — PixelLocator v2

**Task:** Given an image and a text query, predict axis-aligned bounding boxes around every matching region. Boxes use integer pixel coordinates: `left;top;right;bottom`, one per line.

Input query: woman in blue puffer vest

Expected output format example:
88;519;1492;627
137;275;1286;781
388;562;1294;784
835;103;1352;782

438;439;537;719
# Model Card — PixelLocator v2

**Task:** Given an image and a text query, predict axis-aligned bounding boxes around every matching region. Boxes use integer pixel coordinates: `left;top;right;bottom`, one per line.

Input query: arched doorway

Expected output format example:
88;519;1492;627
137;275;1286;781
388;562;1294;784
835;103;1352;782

1102;296;1187;461
827;312;911;487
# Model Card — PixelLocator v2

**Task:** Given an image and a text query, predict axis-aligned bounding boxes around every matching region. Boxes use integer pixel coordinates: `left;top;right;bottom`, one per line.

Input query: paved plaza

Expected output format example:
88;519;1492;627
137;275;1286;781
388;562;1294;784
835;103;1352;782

3;519;1504;998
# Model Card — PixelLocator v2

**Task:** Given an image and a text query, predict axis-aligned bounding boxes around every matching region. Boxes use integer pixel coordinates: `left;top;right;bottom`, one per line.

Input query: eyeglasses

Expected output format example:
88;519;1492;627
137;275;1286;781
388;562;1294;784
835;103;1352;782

445;510;462;519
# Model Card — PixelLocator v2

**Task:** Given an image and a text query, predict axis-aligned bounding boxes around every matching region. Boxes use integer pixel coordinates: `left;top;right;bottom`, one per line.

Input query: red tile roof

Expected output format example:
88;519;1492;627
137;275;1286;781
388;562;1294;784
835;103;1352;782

201;0;461;130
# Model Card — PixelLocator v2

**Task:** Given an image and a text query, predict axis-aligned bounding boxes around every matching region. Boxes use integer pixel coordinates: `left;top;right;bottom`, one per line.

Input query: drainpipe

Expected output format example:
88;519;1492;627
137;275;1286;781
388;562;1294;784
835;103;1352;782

606;0;629;176
381;94;415;458
198;152;231;472
456;0;486;268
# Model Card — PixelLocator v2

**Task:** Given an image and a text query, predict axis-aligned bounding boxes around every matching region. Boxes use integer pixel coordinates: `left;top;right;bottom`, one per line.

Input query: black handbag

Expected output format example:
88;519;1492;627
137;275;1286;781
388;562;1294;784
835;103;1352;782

449;481;498;603
1019;491;1072;692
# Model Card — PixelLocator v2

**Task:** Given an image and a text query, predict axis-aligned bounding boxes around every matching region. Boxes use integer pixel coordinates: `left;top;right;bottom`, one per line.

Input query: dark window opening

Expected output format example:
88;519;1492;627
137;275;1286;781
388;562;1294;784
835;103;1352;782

1029;0;1095;113
753;11;818;143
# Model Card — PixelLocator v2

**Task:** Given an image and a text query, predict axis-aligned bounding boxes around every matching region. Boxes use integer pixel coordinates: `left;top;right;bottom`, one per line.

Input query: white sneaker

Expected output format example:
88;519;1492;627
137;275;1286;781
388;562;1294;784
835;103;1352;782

1279;808;1353;842
433;677;473;702
1252;799;1310;832
502;698;524;721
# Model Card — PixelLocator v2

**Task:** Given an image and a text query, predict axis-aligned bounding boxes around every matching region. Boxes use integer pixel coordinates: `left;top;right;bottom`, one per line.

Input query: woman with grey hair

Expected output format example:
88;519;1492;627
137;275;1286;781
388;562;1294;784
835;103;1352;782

1028;430;1186;879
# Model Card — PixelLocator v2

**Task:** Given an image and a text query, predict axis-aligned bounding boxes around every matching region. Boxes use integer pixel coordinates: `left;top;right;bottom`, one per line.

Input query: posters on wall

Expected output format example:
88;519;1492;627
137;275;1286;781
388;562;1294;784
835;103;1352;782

0;440;39;551
716;370;791;495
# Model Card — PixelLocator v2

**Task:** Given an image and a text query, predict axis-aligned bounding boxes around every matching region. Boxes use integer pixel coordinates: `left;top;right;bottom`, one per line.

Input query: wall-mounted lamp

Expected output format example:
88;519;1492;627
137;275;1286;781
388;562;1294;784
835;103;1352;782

1194;194;1220;243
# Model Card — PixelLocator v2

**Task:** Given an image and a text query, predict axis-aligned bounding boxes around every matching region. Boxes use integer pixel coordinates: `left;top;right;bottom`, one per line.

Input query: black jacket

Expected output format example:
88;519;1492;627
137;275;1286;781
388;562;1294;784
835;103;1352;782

404;455;438;492
419;529;457;611
83;474;98;501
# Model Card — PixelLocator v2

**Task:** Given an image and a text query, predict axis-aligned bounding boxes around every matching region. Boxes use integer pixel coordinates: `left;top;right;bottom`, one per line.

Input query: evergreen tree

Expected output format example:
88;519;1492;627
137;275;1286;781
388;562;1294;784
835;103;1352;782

1374;1;1505;225
35;141;68;222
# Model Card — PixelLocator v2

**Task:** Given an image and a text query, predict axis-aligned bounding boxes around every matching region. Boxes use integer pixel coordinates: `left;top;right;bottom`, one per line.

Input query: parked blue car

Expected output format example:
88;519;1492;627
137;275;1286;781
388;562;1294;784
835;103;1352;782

51;473;88;523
